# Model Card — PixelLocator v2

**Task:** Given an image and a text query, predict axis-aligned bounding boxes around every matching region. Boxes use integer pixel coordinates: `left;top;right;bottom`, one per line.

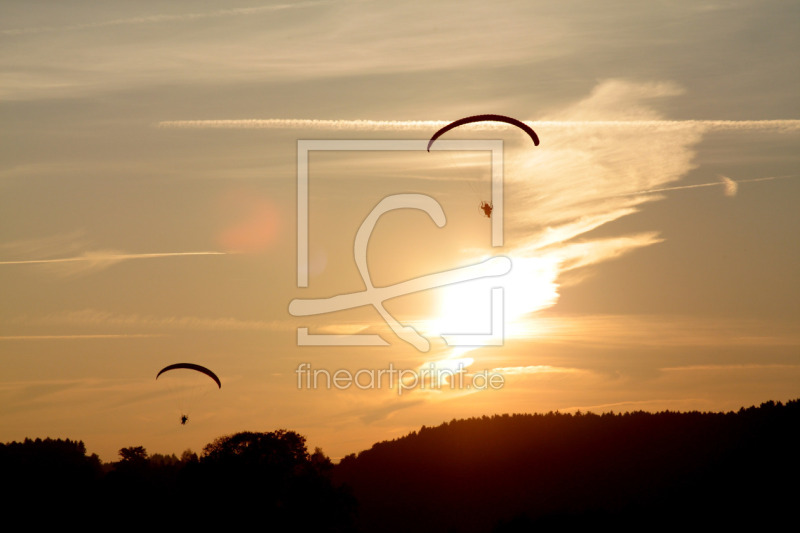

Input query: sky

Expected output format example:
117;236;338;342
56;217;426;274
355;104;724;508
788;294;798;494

1;0;798;462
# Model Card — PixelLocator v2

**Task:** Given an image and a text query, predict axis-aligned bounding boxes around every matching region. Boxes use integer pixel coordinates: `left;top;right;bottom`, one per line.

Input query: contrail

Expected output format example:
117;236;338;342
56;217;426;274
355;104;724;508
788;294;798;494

157;119;446;130
0;251;226;266
156;118;800;132
0;334;163;340
623;175;795;197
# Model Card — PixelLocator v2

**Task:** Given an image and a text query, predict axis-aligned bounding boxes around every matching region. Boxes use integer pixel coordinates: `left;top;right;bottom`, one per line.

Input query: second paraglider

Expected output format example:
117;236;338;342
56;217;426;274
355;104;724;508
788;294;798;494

427;114;539;218
156;363;221;425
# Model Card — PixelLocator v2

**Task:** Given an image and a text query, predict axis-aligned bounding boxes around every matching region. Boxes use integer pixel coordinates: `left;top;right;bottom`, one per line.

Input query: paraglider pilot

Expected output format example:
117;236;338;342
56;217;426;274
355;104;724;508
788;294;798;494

181;415;188;425
480;201;493;218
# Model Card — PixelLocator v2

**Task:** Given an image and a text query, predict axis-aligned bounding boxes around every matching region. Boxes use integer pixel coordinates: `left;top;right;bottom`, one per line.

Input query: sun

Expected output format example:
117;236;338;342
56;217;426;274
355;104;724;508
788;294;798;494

427;254;560;343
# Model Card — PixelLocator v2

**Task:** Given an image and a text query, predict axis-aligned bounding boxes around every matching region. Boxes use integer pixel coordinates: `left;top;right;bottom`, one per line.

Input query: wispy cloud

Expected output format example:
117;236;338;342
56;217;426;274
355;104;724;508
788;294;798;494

0;250;225;266
510;314;800;348
489;365;586;375
0;247;226;276
721;176;738;197
0;334;162;341
156;84;800;353
358;398;427;424
0;2;330;35
624;174;795;197
661;363;800;372
0;376;160;417
15;309;296;333
561;398;712;414
158;119;445;130
157;118;800;132
0;232;86;261
163;80;797;355
429;81;700;343
0;0;563;101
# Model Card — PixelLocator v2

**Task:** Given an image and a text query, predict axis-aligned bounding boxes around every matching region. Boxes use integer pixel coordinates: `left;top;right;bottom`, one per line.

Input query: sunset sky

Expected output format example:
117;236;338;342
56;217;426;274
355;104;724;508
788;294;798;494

2;0;798;462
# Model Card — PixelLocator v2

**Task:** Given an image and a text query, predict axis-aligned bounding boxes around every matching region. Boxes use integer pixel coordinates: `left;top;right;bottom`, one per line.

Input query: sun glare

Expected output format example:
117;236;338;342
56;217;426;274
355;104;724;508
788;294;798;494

429;255;560;344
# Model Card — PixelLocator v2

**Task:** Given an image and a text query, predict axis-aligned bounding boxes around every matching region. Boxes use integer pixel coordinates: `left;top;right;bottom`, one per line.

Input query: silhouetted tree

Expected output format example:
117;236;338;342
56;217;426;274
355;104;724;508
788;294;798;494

174;430;357;530
118;445;147;464
180;448;198;463
1;437;102;521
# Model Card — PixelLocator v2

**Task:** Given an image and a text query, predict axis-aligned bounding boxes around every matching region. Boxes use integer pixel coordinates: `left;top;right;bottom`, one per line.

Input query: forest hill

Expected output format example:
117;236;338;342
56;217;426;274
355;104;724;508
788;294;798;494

3;400;797;531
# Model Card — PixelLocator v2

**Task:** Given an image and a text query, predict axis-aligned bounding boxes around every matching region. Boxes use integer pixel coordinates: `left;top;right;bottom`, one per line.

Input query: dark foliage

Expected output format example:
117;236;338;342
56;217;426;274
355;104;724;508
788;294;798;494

1;437;102;487
3;431;355;530
335;400;800;532
3;401;797;531
184;430;357;530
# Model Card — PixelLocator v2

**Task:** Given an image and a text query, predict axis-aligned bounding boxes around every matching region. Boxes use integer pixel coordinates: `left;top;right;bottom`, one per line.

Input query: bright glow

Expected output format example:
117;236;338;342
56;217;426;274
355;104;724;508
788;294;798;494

429;255;560;342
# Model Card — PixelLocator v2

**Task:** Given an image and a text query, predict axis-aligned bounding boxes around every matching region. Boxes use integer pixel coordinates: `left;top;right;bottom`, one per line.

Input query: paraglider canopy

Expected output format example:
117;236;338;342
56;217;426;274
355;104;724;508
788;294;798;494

156;363;221;388
427;114;540;152
427;114;539;218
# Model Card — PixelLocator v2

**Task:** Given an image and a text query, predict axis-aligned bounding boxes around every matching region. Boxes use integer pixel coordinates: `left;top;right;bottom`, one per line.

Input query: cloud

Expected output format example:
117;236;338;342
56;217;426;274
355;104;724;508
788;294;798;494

450;80;700;337
0;248;226;276
156;118;800;132
402;78;796;357
359;398;427;424
621;174;794;197
0;2;330;35
0;376;159;417
0;232;86;261
157;119;446;130
0;250;225;266
154;80;800;357
720;175;738;197
660;363;800;372
15;308;296;333
0;1;564;101
489;365;586;375
508;314;800;347
167;80;797;354
551;79;685;121
0;233;229;276
0;334;161;340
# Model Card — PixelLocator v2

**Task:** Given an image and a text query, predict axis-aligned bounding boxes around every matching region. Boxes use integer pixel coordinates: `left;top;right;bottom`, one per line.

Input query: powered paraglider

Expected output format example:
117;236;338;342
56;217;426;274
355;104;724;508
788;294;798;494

156;363;221;425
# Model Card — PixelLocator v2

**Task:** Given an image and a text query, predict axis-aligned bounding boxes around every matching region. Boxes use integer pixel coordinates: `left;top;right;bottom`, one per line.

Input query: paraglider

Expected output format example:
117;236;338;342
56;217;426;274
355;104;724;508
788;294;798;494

156;363;221;388
426;114;540;152
427;114;539;217
156;363;221;425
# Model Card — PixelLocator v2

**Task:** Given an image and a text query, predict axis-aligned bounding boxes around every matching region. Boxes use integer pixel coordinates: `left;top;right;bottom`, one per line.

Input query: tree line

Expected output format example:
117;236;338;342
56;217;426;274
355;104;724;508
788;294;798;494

3;400;798;531
3;430;356;529
335;399;799;531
